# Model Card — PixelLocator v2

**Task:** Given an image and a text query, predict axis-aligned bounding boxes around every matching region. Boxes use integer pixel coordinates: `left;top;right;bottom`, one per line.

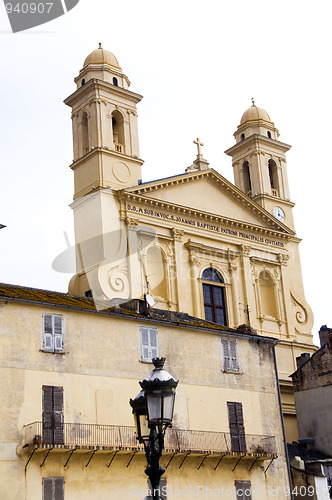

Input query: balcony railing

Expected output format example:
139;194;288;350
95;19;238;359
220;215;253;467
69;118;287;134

23;422;277;458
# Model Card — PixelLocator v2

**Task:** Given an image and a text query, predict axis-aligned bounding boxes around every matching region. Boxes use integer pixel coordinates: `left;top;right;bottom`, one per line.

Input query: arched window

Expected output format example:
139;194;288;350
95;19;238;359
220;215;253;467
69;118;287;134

259;270;277;319
241;133;245;141
113;77;118;86
268;159;279;196
81;112;89;154
267;131;271;139
242;161;252;196
112;110;125;153
81;78;85;86
202;268;227;325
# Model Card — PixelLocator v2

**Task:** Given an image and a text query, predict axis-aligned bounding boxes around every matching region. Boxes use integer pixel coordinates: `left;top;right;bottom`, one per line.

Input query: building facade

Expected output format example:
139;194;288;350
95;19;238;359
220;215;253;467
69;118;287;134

0;283;291;499
64;46;316;440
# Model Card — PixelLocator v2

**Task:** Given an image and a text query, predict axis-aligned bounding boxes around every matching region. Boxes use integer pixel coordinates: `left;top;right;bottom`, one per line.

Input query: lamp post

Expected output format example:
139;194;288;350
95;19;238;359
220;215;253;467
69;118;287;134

130;357;178;500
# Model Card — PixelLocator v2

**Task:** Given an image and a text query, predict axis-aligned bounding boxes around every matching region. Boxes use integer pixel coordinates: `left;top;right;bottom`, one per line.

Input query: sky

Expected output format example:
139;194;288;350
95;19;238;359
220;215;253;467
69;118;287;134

0;0;331;345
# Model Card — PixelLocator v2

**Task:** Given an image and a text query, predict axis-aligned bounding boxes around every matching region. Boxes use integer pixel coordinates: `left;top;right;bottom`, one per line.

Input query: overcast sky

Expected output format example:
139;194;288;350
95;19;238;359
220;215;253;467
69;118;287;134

0;0;331;345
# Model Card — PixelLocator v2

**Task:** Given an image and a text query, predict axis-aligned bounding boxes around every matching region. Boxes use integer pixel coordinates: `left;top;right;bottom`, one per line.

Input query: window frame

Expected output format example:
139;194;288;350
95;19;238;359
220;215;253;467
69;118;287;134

235;480;252;500
42;314;64;353
222;338;239;373
42;477;64;500
201;268;227;326
140;326;158;363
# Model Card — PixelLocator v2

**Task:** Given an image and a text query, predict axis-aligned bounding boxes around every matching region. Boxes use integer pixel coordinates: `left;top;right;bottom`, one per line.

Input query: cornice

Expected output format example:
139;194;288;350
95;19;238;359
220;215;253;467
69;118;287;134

122;168;294;236
224;134;291;156
64;78;143;107
252;193;295;208
184;240;239;260
70;146;144;170
117;190;293;241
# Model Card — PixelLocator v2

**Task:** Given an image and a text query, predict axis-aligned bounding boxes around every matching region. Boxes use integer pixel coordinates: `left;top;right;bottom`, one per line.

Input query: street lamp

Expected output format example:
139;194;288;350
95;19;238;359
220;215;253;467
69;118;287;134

130;357;178;500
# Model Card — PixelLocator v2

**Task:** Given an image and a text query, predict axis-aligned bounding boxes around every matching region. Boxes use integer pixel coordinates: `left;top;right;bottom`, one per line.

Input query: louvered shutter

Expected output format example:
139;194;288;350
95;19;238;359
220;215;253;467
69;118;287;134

43;478;53;500
53;387;64;445
223;339;231;371
229;340;238;372
227;401;239;452
42;386;54;445
141;328;158;362
54;478;64;500
43;315;53;351
235;402;246;452
53;316;63;352
150;329;158;360
141;328;150;361
235;481;252;500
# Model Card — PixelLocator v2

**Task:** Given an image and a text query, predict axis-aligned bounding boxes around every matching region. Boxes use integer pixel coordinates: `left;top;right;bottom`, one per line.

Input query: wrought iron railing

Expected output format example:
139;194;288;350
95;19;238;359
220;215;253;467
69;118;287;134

23;422;277;457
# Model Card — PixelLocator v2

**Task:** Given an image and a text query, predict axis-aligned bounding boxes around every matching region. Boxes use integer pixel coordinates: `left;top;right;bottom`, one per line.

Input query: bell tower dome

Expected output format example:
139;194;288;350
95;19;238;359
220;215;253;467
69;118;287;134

65;44;143;197
225;101;295;230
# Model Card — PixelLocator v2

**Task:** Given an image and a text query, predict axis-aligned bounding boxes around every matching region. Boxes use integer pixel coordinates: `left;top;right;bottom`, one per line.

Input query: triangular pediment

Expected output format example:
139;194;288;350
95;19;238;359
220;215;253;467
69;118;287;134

126;169;293;234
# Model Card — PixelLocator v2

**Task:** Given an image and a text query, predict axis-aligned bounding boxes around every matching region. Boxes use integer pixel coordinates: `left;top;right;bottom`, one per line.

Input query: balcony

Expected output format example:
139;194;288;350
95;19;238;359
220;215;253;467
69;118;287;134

23;422;277;465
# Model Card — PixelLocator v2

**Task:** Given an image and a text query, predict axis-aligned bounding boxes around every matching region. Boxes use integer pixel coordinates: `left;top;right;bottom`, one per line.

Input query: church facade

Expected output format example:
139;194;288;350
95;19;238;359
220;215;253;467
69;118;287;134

65;45;316;440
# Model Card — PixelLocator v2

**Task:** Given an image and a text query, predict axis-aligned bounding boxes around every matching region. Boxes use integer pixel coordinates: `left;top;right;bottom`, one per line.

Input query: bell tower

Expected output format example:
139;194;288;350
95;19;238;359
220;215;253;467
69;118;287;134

225;101;295;230
65;43;143;198
65;46;144;299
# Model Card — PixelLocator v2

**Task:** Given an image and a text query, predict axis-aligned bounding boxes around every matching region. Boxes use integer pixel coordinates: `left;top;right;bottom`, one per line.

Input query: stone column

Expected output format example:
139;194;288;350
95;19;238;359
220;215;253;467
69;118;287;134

172;228;184;311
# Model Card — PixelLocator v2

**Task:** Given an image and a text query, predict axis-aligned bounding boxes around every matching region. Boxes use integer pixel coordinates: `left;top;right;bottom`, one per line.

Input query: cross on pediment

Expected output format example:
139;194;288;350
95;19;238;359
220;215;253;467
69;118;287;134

193;137;204;157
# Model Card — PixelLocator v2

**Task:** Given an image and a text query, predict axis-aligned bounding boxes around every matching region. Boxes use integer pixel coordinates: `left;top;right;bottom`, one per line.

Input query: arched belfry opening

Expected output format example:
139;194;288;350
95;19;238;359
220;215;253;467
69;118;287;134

202;267;227;326
268;159;279;196
81;112;89;155
242;161;252;197
111;110;125;153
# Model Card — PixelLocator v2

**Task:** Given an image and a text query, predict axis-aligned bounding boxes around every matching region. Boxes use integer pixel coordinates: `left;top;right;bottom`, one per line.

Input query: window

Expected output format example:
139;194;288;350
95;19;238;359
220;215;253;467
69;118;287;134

141;327;158;363
43;478;64;500
222;339;238;372
242;161;252;196
268;159;279;195
81;78;85;86
235;481;252;500
42;386;64;445
113;76;118;86
241;133;245;141
202;268;227;326
227;401;246;452
267;131;271;138
42;314;64;353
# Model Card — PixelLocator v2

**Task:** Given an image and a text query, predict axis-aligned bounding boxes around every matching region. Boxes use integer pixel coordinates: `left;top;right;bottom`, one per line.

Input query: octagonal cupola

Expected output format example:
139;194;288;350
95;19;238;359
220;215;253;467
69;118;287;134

234;100;280;143
75;43;130;90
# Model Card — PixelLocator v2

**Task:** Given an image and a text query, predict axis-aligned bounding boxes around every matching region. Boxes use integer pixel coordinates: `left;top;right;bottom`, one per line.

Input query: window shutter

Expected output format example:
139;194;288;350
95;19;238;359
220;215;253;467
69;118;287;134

141;328;150;361
229;340;238;372
43;478;53;500
149;329;158;360
53;316;63;352
141;328;158;362
43;315;53;351
54;478;64;500
235;481;252;500
223;339;231;371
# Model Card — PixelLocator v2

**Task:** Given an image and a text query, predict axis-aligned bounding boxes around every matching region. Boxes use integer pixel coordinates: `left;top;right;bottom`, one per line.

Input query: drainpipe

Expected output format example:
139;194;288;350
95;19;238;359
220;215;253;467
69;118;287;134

272;341;294;500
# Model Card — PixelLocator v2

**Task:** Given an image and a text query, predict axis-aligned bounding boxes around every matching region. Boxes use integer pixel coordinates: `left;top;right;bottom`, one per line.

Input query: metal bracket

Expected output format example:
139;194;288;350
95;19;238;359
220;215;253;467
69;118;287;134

64;449;76;468
126;451;137;468
248;456;258;472
86;450;96;467
25;448;36;469
214;455;225;471
264;458;275;473
165;453;176;469
197;454;208;470
40;449;52;468
232;455;243;471
178;453;189;469
107;450;119;468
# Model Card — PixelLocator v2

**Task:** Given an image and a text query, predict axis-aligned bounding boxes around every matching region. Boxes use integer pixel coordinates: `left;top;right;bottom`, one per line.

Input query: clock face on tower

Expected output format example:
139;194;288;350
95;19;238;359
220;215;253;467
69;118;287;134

273;206;285;222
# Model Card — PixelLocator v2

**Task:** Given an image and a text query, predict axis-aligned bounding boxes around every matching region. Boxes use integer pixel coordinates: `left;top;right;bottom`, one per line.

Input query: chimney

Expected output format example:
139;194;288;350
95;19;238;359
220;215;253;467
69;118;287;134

296;352;311;369
319;325;332;347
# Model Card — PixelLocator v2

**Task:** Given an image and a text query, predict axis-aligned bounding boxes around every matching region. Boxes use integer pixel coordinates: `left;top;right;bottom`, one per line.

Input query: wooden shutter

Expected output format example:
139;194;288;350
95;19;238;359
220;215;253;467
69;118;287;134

235;481;252;500
43;478;64;500
53;316;63;352
141;328;158;362
223;339;238;372
227;402;246;453
43;315;53;351
42;386;64;446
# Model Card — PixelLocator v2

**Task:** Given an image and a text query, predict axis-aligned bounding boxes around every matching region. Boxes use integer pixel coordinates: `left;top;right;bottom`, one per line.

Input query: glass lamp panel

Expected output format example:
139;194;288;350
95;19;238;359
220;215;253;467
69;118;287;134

139;414;149;439
163;393;175;422
146;392;162;422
